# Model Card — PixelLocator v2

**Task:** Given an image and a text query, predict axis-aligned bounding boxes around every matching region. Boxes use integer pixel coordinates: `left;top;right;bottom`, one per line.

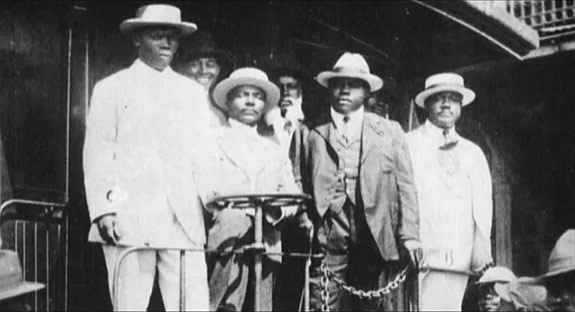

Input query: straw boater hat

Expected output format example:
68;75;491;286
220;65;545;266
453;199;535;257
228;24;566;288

212;67;280;113
175;31;235;71
0;250;44;301
119;4;197;36
316;52;383;92
414;72;476;107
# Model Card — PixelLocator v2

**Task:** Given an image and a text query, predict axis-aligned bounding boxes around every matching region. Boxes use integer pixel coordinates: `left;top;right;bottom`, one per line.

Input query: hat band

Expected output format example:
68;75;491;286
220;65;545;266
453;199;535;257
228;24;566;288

331;66;370;75
425;82;466;91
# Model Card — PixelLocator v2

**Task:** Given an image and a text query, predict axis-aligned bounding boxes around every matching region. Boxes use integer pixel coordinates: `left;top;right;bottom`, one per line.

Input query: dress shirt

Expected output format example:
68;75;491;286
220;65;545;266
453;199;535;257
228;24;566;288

330;105;364;140
228;117;259;137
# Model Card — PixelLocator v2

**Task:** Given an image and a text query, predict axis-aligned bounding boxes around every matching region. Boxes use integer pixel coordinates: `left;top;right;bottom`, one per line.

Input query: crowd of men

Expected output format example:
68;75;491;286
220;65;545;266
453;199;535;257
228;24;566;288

81;4;575;312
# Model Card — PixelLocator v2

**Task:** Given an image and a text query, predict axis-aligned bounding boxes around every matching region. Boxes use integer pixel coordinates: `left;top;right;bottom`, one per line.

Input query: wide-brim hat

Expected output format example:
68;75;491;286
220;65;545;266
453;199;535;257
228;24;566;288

523;229;575;284
120;4;197;36
212;67;280;113
415;72;475;107
316;52;383;92
175;31;235;70
0;250;44;301
476;266;517;285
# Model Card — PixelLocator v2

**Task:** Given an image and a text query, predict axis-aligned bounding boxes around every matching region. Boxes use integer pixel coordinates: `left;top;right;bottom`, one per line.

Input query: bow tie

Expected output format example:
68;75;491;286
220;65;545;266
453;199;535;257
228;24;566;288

439;130;458;150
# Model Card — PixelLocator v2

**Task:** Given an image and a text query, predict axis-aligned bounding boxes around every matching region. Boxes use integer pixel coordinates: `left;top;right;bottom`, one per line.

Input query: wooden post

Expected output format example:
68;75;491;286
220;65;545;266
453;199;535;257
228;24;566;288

493;182;513;267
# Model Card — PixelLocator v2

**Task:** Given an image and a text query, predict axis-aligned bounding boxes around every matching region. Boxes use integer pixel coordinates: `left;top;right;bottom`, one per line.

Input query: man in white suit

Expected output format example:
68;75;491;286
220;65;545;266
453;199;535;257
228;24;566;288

195;67;310;311
83;4;210;310
406;72;493;311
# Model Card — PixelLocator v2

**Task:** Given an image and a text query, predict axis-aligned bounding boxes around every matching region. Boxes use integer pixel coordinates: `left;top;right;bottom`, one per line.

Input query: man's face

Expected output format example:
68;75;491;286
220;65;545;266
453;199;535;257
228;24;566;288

133;26;180;71
425;91;463;129
227;85;266;126
180;57;221;89
276;75;302;113
328;77;368;115
478;283;502;312
546;272;575;311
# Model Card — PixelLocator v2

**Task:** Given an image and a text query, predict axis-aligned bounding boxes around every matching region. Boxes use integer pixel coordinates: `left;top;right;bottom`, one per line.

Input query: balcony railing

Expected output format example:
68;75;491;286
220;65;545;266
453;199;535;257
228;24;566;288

507;0;575;41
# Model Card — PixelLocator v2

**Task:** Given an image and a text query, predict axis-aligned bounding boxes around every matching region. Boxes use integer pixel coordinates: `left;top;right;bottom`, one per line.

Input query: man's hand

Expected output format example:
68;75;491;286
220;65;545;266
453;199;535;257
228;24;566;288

96;214;121;245
265;206;284;224
298;216;314;241
403;239;422;266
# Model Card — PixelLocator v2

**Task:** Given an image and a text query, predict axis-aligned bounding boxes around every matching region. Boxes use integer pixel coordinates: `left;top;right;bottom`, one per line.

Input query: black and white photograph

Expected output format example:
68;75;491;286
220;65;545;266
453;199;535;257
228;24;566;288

0;1;574;311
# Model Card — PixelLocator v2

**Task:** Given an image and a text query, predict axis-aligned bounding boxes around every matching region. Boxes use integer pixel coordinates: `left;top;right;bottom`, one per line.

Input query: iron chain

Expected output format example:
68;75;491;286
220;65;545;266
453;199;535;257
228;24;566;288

321;263;330;312
320;263;409;304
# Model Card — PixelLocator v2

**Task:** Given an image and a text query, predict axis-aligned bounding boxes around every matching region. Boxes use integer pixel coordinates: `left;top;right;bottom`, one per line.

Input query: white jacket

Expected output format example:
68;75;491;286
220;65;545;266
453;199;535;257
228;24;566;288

83;59;212;248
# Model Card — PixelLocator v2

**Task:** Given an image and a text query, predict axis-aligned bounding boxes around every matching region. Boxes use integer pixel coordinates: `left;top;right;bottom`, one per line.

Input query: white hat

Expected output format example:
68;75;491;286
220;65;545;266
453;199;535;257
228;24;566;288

120;4;197;36
212;67;280;113
476;266;517;285
316;52;383;92
0;250;44;301
523;229;575;283
414;72;476;107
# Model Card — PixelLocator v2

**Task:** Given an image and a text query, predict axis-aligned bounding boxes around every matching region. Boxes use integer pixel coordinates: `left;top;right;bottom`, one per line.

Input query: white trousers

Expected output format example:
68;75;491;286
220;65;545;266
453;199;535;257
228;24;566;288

419;271;469;311
102;245;209;311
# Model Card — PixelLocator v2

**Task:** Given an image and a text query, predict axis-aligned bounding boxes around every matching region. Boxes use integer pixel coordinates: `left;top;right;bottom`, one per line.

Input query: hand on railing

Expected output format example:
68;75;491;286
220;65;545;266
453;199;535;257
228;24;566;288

297;213;314;240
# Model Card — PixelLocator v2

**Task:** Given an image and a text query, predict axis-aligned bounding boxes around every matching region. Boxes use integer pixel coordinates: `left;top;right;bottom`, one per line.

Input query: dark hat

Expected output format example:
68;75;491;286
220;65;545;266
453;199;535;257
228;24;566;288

0;250;44;301
259;52;310;82
175;31;234;70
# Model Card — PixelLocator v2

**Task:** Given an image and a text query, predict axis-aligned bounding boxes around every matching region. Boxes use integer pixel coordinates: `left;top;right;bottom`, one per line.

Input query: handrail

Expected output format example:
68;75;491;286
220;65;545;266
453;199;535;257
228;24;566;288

0;198;67;224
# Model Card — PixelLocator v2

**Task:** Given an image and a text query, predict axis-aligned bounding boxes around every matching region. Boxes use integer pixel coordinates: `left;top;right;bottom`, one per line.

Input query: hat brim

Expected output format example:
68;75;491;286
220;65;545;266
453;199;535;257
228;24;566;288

414;85;475;107
520;267;575;284
493;283;512;302
120;20;198;36
316;71;383;92
0;281;45;301
212;77;280;114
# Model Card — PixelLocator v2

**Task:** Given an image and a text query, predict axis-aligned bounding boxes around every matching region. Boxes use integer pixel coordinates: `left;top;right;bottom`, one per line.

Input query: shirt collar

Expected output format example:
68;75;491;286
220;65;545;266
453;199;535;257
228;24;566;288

423;119;459;141
330;105;364;130
229;118;259;137
131;59;174;79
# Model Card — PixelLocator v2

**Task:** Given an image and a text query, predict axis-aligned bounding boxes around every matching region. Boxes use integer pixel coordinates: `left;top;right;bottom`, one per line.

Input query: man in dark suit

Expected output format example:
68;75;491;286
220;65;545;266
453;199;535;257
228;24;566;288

293;52;421;311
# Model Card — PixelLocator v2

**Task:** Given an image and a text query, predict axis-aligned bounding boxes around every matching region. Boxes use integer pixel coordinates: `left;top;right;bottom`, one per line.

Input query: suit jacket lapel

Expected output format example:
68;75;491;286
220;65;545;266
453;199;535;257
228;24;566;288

361;114;385;164
312;113;339;153
218;129;251;182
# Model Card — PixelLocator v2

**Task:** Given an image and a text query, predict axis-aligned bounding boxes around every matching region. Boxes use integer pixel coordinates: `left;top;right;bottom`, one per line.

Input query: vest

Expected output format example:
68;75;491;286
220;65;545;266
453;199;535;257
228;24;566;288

328;125;361;214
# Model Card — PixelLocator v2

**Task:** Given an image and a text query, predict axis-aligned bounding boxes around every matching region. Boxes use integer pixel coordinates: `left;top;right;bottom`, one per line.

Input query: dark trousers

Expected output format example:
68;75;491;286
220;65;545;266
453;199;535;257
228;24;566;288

207;209;276;311
309;199;404;311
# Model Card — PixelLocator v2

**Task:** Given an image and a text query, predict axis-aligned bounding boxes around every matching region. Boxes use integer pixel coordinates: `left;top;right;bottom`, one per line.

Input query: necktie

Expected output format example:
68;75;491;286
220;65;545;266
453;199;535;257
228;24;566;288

342;115;350;142
438;129;460;175
284;120;293;133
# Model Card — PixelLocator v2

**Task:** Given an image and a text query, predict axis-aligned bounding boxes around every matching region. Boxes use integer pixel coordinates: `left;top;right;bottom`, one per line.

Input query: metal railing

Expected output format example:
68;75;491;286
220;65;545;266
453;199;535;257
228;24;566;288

0;199;67;311
506;0;575;41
